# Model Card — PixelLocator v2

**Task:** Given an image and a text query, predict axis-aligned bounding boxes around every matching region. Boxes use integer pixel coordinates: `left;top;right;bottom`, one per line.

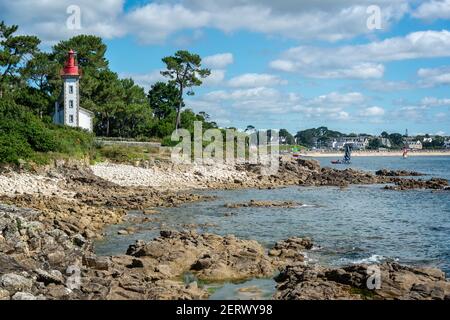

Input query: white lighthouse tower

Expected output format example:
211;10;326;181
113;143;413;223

53;49;93;132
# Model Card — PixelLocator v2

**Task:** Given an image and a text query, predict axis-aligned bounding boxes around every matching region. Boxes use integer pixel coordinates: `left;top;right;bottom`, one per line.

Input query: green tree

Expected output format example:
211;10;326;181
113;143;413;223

13;86;52;120
388;133;404;148
197;112;217;130
148;81;182;120
22;52;56;94
92;70;123;136
113;78;153;137
279;128;295;145
381;131;389;138
295;127;343;148
0;21;40;97
161;50;210;130
52;35;108;70
20;52;58;118
368;138;382;150
423;136;445;149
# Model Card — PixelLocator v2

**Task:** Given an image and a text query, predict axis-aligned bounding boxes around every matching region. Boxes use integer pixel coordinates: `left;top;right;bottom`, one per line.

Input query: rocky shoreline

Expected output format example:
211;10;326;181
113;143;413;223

1;158;449;300
275;262;450;300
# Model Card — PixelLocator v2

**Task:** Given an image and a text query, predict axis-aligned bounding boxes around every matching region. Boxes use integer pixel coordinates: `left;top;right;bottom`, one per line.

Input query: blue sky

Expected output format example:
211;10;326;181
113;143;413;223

1;0;450;135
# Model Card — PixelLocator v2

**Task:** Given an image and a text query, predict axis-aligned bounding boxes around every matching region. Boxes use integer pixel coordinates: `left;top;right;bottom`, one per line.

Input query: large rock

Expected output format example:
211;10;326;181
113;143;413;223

11;292;38;300
375;169;425;177
296;158;321;172
126;230;274;282
0;288;10;300
269;237;313;267
384;178;449;191
275;262;450;300
0;273;33;293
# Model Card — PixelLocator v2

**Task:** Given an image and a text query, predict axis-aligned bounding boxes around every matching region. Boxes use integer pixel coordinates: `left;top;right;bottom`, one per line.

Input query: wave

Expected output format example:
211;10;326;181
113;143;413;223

338;254;399;265
299;204;319;208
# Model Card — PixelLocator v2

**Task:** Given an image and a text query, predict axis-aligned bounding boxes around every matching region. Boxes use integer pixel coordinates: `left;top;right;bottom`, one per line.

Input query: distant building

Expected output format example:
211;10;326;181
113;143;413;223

444;140;450;149
331;136;369;150
53;50;94;132
405;139;423;150
423;137;433;143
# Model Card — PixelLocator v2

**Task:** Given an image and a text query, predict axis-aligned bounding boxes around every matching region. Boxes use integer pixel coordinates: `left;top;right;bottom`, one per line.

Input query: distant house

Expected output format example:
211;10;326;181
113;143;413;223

444;140;450;149
423;137;433;143
331;136;369;150
405;139;423;150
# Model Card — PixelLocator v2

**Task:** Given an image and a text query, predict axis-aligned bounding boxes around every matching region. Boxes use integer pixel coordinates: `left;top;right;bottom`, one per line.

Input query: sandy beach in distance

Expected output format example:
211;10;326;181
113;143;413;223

299;150;450;157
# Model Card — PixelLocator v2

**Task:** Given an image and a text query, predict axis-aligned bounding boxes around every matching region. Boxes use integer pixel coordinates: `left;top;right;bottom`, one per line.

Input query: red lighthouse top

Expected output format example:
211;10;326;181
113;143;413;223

60;49;80;77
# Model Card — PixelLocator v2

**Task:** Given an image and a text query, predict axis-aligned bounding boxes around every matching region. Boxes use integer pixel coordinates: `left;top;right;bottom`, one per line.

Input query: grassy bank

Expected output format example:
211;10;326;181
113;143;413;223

95;144;171;163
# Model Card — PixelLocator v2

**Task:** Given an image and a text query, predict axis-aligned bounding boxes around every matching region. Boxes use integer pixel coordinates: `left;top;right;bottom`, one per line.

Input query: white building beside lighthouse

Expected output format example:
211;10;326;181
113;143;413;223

53;50;94;132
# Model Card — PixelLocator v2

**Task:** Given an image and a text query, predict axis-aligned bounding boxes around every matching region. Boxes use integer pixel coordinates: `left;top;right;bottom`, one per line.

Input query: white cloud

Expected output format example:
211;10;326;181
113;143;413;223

203;53;234;69
120;70;165;92
228;73;287;87
359;106;385;116
0;0;409;44
183;0;408;42
418;66;450;87
122;68;226;90
364;80;414;91
195;89;368;124
413;0;450;20
309;92;366;105
420;96;450;107
124;3;210;44
0;0;126;44
270;30;450;79
204;87;280;101
387;96;450;125
202;69;226;86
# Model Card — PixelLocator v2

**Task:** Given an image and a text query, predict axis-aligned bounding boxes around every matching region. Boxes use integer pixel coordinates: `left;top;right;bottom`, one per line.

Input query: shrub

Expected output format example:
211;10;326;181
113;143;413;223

0;98;93;165
161;135;179;147
0;132;33;164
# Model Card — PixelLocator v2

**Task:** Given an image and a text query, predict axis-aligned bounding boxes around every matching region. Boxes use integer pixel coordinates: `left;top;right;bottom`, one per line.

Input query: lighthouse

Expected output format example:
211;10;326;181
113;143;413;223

53;50;94;132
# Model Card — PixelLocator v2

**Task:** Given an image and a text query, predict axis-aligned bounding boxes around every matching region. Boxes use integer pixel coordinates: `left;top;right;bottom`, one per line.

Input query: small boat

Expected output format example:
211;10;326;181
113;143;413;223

331;144;352;165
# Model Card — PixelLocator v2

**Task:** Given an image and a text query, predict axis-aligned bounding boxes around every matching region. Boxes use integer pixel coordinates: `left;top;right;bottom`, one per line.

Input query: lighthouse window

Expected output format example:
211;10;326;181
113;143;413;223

69;85;73;94
69;100;74;108
69;115;74;123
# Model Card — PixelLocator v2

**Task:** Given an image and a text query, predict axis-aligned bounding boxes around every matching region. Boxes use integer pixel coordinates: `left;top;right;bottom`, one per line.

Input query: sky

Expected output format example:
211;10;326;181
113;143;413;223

1;0;450;135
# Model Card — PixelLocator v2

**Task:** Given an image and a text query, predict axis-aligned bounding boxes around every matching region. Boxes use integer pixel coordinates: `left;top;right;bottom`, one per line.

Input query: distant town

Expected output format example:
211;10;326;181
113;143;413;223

246;126;450;151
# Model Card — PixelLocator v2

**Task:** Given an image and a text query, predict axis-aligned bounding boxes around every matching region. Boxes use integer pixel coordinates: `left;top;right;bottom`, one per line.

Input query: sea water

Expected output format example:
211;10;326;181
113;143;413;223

95;156;450;298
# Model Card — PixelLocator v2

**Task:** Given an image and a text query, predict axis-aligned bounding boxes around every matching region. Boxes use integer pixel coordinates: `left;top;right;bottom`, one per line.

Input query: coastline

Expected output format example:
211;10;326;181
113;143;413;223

1;159;449;300
299;150;450;158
